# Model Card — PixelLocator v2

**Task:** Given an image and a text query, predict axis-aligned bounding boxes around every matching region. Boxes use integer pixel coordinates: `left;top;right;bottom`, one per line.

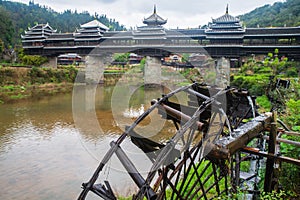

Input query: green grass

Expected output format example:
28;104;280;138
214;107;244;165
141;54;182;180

256;95;271;112
104;69;126;74
166;160;227;199
10;93;26;100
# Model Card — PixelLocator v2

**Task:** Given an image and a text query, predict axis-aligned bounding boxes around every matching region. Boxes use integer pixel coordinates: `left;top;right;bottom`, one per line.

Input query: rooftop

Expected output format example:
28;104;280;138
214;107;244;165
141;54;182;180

80;19;109;30
143;5;167;26
212;5;240;24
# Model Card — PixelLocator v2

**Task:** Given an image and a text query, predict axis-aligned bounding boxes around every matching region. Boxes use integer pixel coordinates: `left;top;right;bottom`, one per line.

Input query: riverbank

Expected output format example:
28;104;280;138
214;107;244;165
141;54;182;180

0;66;143;104
0;82;74;104
0;66;77;104
0;65;199;104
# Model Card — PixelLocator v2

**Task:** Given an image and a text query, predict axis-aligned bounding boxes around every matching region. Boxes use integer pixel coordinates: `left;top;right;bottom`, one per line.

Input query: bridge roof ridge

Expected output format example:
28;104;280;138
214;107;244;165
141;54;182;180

80;19;109;31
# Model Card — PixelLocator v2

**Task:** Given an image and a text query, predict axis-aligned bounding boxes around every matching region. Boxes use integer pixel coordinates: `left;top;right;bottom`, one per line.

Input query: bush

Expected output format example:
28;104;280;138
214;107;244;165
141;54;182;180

256;95;271;112
286;67;298;77
22;55;48;66
230;75;269;96
285;99;300;126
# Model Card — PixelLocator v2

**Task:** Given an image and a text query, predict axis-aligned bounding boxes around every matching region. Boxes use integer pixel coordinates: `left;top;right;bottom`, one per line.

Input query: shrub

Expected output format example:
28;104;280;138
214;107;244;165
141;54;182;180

285;99;300;127
256;95;271;112
231;75;268;96
286;67;298;77
22;55;48;66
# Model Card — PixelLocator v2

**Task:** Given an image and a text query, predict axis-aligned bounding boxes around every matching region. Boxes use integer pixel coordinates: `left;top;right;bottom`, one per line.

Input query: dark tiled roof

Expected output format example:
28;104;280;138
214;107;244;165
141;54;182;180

80;20;109;30
28;23;56;32
143;5;167;26
245;27;300;35
213;13;240;23
212;5;240;24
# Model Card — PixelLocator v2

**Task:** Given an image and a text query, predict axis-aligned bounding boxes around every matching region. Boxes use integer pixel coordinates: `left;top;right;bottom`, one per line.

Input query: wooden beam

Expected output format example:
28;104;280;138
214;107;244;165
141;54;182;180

264;111;278;192
214;112;272;155
281;131;300;137
154;101;205;132
263;135;300;147
242;147;300;166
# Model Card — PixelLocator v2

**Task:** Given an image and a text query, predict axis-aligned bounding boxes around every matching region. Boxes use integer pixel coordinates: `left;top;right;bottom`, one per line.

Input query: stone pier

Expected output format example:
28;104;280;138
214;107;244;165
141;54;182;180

144;56;161;87
215;57;230;88
85;55;105;84
44;56;57;68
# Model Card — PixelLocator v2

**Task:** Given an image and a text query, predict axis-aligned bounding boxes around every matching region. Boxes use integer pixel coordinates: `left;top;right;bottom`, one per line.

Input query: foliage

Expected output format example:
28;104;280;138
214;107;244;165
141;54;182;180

231;51;300;195
231;49;299;98
113;53;129;62
181;53;190;63
285;99;300;127
263;50;288;76
256;95;272;112
139;58;146;73
28;66;78;84
166;160;227;199
231;75;268;96
21;55;48;66
0;1;126;47
260;190;297;200
240;0;300;27
104;69;125;74
0;39;4;55
0;6;14;46
179;68;202;82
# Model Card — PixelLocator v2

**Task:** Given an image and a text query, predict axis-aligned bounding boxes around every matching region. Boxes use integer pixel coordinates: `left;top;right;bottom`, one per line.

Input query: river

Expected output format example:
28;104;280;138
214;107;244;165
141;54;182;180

0;84;182;200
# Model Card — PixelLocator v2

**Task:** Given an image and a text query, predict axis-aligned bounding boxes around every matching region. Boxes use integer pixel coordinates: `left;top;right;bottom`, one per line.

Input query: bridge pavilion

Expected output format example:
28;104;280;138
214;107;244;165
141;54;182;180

21;5;300;62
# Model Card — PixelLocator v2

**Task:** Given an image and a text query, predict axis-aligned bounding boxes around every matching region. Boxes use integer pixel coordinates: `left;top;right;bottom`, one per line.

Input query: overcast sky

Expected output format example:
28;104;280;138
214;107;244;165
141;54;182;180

13;0;284;29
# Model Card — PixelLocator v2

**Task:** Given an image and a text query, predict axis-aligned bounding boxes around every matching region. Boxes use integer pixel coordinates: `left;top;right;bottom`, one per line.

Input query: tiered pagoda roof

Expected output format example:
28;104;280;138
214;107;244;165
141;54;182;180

74;20;109;41
21;23;56;41
133;5;167;41
80;19;109;31
143;5;167;26
212;6;239;24
206;5;244;33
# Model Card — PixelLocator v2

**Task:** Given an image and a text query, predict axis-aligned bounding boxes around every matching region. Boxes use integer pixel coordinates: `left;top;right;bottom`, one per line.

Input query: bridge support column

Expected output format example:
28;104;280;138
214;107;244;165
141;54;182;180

44;57;57;68
144;56;161;87
85;55;105;84
215;57;230;88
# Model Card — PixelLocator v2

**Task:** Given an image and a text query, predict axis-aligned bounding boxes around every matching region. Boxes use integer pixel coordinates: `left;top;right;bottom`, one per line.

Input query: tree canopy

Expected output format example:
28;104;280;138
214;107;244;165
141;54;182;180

239;0;300;27
0;6;14;47
0;1;126;47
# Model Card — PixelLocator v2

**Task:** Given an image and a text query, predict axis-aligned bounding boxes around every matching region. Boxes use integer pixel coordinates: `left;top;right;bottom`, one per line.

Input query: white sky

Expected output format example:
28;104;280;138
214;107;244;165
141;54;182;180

12;0;285;29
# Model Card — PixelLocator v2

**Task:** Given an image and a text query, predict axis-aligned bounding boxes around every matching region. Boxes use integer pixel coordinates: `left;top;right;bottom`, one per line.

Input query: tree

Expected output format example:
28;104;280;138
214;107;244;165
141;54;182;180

0;7;14;47
113;53;129;62
1;1;126;46
0;39;4;54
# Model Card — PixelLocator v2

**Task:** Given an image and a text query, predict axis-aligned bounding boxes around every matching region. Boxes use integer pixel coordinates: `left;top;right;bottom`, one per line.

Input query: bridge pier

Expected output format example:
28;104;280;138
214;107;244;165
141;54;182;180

85;55;105;84
215;57;230;88
44;56;57;68
144;56;161;87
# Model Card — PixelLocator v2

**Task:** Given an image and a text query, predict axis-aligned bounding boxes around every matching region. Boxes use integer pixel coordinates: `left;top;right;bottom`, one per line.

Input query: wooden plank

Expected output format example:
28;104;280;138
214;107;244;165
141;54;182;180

263;136;300;147
213;112;272;155
264;111;277;192
242;147;300;166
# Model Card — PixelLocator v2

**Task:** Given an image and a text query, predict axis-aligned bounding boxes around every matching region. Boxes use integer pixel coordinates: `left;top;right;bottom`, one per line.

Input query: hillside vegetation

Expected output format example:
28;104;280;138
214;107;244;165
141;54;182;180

239;0;300;27
0;0;125;47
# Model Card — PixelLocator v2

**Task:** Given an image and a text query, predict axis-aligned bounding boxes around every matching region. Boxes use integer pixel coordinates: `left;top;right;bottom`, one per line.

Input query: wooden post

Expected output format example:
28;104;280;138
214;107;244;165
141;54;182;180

234;152;241;190
264;111;277;192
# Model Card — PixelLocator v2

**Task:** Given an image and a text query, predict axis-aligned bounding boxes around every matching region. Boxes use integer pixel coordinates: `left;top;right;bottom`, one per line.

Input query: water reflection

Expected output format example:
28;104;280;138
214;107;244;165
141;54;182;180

0;85;181;199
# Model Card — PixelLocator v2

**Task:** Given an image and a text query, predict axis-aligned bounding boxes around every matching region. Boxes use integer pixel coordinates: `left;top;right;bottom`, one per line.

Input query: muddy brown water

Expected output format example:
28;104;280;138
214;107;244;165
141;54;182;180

0;84;183;200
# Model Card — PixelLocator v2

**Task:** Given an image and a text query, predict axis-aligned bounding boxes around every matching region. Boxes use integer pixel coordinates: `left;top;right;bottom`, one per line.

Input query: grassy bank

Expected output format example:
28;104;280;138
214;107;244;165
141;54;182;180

0;66;77;104
0;65;144;104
